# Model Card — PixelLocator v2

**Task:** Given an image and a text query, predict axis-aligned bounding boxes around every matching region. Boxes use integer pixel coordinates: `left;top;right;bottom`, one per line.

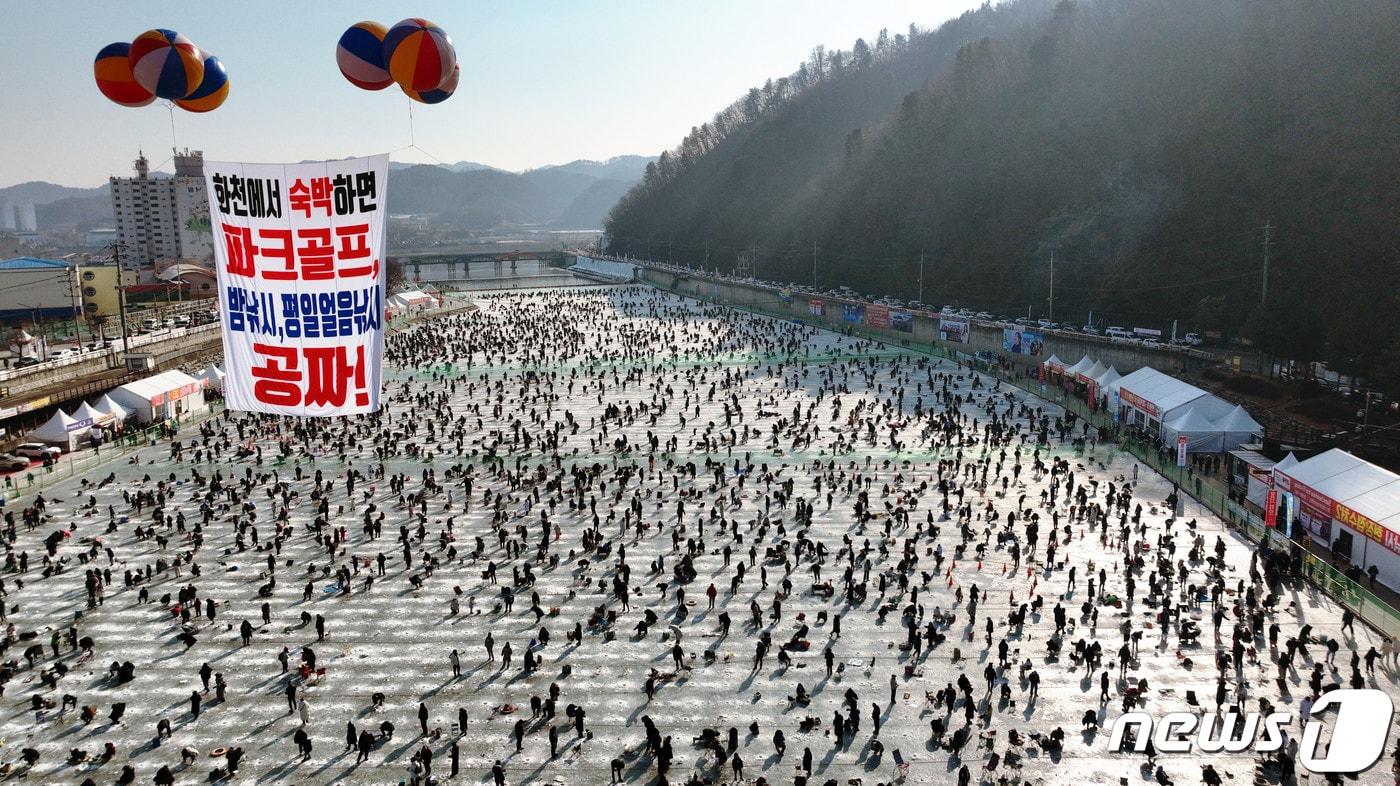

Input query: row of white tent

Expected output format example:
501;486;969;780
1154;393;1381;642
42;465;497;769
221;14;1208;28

1044;353;1122;391
27;364;226;451
1044;355;1263;453
28;395;134;450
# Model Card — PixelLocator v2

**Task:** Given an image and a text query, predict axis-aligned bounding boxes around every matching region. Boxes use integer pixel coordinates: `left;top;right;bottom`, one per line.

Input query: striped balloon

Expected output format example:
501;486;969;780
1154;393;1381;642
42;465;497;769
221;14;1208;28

176;54;229;113
337;21;393;90
94;42;155;107
382;18;455;93
402;63;458;105
129;29;204;100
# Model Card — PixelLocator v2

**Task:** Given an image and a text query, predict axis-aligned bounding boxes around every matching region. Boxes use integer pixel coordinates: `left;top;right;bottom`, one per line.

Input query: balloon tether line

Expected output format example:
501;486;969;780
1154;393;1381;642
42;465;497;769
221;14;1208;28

167;101;179;158
391;98;447;165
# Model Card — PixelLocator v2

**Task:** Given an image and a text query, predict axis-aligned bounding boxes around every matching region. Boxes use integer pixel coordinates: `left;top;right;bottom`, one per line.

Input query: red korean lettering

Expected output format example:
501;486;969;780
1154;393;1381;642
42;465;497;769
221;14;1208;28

288;179;311;217
304;344;369;408
221;223;257;277
250;343;301;406
296;228;335;281
335;223;376;278
258;228;296;280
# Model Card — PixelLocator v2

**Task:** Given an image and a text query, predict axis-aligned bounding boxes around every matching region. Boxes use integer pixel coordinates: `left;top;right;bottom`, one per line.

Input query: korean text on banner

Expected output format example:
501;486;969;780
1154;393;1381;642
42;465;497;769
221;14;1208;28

206;154;388;416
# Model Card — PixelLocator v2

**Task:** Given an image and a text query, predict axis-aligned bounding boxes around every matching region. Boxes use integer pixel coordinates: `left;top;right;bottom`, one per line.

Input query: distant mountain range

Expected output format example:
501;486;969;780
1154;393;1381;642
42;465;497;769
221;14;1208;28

1;154;651;233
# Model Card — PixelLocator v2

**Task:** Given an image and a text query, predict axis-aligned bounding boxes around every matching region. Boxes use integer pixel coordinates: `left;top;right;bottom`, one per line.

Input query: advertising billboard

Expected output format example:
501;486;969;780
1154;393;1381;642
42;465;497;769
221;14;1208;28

940;317;970;343
1001;328;1044;356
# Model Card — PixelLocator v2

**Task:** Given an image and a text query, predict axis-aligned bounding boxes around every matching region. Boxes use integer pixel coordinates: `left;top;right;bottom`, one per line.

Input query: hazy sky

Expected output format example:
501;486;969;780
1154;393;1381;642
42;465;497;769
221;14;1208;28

0;1;982;188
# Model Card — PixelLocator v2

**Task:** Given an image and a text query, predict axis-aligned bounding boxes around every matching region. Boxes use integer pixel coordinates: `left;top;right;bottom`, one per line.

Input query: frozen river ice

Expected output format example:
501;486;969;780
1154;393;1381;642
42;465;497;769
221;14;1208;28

0;285;1394;785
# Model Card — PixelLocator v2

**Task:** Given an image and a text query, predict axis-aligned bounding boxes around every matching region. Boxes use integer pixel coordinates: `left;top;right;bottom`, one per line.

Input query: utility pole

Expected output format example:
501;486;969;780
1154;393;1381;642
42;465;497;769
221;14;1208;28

1047;251;1055;324
110;242;131;357
68;264;82;347
917;251;925;305
1260;222;1273;304
811;241;818;286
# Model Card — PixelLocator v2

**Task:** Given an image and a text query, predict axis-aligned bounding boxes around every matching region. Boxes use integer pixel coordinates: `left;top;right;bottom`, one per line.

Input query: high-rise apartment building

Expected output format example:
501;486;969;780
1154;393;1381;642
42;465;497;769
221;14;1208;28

109;149;213;271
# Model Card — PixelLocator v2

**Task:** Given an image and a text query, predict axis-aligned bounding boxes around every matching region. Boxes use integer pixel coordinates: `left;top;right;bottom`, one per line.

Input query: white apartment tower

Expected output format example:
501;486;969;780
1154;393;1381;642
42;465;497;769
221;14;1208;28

109;149;213;270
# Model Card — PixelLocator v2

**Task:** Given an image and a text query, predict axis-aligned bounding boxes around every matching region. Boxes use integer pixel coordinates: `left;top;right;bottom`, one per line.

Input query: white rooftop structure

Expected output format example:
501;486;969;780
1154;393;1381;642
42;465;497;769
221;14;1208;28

1114;366;1234;427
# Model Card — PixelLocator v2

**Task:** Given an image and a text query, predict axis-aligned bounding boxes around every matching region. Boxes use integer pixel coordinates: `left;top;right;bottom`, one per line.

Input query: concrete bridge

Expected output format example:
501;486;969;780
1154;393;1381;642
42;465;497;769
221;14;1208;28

393;250;574;284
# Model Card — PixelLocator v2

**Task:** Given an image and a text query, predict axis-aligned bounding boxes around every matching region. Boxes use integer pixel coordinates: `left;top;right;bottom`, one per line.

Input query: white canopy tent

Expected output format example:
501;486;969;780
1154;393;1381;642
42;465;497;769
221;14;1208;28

387;291;437;311
1113;366;1234;434
1213;404;1264;447
1064;356;1095;377
1042;354;1065;371
1079;360;1108;381
109;370;206;425
93;394;131;422
197;363;226;392
1094;366;1121;388
27;409;87;451
1162;407;1226;453
1274;448;1400;589
71;401;112;427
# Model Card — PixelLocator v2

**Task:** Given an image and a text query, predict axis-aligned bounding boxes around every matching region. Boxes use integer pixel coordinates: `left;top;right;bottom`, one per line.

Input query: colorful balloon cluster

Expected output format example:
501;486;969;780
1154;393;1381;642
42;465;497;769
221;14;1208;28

337;18;458;104
94;29;228;113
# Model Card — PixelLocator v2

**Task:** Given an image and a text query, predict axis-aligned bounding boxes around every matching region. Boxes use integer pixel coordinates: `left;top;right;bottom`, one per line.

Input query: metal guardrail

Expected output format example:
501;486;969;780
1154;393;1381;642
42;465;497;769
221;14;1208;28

0;348;112;383
0;324;222;387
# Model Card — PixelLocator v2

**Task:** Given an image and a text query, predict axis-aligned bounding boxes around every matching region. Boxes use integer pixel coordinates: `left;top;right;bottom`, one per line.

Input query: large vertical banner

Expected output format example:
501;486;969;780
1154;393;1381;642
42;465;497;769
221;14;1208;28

206;154;387;416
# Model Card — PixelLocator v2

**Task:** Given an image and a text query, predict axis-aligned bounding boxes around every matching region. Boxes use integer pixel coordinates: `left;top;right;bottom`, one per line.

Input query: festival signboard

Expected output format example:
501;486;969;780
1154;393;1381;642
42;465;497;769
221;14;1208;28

939;317;970;343
842;304;864;323
206;154;387;416
891;310;913;333
866;304;890;329
808;298;826;317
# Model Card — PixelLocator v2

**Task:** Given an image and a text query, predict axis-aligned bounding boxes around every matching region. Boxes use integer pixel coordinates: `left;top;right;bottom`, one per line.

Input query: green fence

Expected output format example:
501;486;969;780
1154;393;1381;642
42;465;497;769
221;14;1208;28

693;288;1400;640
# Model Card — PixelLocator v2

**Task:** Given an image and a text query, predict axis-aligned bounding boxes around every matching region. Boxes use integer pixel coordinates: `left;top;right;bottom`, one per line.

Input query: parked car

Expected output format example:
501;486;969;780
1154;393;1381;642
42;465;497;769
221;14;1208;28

1105;326;1132;339
1142;338;1162;347
13;356;41;368
0;453;28;472
13;442;60;459
974;312;994;321
47;349;73;359
1181;332;1203;346
1081;325;1100;335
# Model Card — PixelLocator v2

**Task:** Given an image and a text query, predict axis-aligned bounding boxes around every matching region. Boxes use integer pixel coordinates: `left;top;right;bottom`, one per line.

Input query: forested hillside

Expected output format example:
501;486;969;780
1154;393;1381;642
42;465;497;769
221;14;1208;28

606;0;1400;388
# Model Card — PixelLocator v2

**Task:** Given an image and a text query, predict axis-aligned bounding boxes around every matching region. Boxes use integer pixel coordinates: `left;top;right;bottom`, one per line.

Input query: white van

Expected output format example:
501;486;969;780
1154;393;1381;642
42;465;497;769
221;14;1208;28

1104;326;1132;339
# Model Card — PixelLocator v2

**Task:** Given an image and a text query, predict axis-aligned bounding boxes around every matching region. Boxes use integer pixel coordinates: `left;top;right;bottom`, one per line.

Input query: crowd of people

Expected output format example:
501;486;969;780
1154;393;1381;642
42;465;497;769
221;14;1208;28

0;285;1392;785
